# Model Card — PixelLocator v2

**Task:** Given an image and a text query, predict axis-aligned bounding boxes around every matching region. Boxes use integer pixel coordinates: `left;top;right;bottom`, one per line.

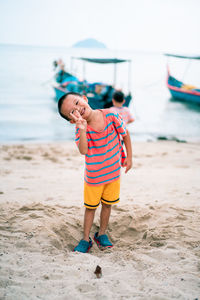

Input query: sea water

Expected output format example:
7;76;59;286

0;44;200;143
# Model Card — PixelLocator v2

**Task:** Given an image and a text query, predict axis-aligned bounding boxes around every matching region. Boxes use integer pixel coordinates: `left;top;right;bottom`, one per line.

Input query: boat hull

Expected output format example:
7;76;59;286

167;74;200;105
168;88;200;104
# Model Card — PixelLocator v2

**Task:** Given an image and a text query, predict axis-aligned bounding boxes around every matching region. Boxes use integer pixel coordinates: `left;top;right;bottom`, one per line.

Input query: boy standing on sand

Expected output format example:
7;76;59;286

110;91;134;125
58;92;132;253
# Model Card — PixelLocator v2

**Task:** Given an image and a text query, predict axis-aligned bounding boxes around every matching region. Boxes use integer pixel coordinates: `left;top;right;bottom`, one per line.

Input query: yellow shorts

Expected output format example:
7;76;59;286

84;179;120;209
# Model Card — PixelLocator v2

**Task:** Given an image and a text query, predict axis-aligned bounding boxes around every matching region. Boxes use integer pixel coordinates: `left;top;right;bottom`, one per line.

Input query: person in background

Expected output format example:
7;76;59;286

53;59;72;84
110;91;134;125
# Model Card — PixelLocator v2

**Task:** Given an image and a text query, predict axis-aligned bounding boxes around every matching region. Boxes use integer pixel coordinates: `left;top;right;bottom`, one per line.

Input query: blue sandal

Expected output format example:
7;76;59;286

94;232;113;250
73;237;93;253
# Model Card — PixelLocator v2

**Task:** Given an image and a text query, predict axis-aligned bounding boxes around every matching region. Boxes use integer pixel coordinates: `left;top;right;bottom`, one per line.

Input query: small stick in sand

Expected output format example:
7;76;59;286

94;265;102;278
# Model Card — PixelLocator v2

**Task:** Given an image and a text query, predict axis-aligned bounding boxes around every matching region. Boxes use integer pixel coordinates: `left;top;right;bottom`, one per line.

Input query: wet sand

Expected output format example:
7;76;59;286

0;141;200;299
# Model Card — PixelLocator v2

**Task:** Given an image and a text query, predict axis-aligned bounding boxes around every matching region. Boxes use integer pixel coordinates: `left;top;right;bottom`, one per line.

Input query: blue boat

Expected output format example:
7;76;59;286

165;53;200;105
167;72;200;105
53;57;132;109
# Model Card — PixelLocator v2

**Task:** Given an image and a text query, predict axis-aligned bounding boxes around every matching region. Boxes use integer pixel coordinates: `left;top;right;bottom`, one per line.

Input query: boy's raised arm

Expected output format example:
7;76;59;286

70;111;88;155
78;129;88;155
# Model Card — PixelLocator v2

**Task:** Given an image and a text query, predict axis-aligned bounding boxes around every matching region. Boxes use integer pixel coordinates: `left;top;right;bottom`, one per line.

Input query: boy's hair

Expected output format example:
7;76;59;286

58;92;82;121
112;91;124;103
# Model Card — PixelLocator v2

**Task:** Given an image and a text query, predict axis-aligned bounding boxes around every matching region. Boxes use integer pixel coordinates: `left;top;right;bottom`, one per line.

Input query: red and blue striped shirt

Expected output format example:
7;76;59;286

75;109;127;186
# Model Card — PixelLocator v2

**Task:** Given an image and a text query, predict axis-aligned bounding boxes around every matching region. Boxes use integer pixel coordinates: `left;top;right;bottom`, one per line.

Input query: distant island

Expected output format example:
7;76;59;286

72;38;107;49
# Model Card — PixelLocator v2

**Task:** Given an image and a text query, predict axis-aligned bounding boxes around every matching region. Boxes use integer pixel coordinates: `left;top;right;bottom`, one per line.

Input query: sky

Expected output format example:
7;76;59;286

0;0;200;53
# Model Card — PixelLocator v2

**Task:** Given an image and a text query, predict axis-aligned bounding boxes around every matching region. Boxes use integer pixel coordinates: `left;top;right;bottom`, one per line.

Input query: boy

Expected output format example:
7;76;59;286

58;92;132;253
110;91;134;125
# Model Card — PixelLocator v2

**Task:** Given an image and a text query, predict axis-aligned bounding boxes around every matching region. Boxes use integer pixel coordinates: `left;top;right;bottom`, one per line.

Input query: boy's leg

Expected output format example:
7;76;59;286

99;179;120;236
83;207;96;241
99;203;111;236
74;183;101;253
83;182;103;241
93;203;113;249
93;180;120;249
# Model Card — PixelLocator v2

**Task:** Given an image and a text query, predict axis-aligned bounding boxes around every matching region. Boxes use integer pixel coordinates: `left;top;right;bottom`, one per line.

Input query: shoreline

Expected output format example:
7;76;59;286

1;133;200;146
0;141;200;299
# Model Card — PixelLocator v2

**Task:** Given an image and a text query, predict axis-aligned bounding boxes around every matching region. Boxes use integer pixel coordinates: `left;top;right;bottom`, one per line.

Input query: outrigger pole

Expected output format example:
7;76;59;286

113;63;117;87
128;60;132;93
113;59;131;91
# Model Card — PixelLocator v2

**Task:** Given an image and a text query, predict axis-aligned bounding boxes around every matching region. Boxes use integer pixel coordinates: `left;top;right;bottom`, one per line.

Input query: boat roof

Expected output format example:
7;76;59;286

164;53;200;60
72;57;131;64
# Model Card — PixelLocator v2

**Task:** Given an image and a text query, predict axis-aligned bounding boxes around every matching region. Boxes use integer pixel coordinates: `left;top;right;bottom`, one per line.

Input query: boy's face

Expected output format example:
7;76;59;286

61;94;92;122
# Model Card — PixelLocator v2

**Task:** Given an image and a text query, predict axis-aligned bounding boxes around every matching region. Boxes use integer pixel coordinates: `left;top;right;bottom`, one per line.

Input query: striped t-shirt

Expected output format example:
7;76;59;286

109;106;134;125
75;109;127;186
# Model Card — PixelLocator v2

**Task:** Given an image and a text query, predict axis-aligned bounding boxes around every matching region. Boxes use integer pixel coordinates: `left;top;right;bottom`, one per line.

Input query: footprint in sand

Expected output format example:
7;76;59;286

175;165;189;168
134;163;142;168
150;241;165;247
77;284;96;293
161;152;168;156
20;155;32;160
176;214;187;220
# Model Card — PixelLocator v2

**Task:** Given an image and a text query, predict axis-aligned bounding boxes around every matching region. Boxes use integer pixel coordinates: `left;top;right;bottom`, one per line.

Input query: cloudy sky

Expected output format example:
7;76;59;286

0;0;199;53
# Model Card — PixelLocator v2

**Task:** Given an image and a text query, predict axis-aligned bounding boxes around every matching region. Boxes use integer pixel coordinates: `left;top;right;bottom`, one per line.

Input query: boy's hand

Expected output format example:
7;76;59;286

70;110;87;131
122;156;132;173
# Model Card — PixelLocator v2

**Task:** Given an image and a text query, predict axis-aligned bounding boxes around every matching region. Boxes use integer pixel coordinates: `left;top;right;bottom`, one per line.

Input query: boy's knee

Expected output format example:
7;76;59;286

85;207;96;212
101;202;111;209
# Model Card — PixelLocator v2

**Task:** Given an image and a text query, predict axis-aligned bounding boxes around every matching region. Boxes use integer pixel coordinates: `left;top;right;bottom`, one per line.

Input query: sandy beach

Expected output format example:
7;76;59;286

0;141;200;299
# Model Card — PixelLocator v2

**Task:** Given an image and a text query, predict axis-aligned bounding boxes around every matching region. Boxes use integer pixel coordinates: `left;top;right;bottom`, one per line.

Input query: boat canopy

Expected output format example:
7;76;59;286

164;53;200;60
70;56;132;92
72;57;131;64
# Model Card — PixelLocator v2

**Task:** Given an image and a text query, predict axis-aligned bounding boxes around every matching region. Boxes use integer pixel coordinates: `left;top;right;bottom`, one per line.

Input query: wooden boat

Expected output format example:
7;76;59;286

53;57;132;109
167;72;200;104
165;53;200;105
